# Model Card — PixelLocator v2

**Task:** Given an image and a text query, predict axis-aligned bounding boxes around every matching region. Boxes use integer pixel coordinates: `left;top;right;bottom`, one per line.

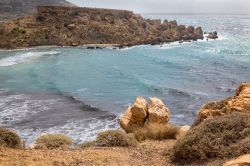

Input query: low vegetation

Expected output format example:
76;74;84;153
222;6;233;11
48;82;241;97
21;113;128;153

78;141;96;149
134;123;180;142
34;134;74;150
10;27;26;34
170;112;250;163
95;130;138;147
0;128;21;148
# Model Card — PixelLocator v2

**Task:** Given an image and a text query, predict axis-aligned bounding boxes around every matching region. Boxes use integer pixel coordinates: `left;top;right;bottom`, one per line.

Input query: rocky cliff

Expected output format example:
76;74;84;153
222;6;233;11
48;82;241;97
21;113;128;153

0;6;204;49
194;82;250;125
0;0;74;21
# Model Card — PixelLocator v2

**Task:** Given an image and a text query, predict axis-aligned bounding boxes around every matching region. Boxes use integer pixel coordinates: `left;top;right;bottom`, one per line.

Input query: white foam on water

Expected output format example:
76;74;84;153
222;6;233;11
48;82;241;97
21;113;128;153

77;88;88;92
157;42;183;49
0;93;61;125
0;51;60;67
15;117;119;145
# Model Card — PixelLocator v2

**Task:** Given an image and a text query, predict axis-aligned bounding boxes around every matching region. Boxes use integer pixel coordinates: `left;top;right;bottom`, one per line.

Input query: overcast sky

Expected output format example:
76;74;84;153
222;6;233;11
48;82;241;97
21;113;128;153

68;0;250;14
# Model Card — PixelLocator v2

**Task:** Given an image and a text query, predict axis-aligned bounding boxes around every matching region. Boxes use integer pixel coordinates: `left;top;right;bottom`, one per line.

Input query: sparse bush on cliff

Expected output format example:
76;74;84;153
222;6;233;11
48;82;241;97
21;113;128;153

170;112;250;162
134;123;180;142
78;141;96;149
95;130;138;147
34;134;74;150
0;128;21;148
10;27;26;34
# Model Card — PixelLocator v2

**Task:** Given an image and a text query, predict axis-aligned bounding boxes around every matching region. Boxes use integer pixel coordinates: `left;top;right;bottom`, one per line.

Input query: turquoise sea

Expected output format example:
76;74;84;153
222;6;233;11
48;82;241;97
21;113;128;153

0;14;250;144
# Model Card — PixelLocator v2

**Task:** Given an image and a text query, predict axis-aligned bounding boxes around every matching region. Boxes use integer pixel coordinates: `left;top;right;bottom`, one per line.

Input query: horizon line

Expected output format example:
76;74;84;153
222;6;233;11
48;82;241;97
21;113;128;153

140;12;250;15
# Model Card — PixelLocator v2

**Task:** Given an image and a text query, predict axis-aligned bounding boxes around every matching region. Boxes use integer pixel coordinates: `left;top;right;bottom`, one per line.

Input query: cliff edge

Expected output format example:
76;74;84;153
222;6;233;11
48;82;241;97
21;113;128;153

0;6;204;49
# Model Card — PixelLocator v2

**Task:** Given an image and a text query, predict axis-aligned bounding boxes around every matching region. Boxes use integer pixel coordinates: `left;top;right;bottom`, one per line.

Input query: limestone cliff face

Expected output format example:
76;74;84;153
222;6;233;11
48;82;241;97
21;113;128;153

194;82;250;126
0;0;74;21
0;6;204;49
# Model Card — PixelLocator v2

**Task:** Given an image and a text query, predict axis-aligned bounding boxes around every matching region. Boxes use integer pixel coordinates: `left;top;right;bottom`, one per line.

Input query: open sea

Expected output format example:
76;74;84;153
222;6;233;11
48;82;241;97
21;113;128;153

0;14;250;144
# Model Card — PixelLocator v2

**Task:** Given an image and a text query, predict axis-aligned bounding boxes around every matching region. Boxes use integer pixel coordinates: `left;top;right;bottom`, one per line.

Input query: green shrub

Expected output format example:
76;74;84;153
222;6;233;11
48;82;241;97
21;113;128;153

170;112;250;162
134;123;180;142
35;134;74;150
96;130;138;147
0;128;21;148
10;27;26;34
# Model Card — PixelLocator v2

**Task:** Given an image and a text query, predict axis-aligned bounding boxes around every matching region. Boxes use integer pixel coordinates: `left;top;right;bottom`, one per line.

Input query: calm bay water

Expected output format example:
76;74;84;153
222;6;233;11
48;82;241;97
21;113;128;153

0;14;250;144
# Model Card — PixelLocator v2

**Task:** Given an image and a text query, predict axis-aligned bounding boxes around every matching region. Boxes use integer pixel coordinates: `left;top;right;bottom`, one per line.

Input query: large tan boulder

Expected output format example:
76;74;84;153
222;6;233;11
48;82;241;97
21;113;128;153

120;97;171;133
120;97;148;133
194;82;250;125
223;154;250;166
146;97;170;125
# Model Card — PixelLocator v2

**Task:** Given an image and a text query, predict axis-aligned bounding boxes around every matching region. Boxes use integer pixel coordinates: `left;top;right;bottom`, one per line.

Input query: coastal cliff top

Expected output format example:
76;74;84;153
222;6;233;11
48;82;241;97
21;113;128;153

0;5;204;49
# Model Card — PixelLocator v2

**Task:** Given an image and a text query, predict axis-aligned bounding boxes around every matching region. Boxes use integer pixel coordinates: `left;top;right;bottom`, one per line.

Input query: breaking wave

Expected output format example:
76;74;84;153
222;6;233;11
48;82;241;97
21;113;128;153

0;51;60;67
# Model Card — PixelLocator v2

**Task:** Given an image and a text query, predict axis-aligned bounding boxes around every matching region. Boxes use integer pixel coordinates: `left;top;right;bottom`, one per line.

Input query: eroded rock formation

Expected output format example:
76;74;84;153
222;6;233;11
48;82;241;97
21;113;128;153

120;97;148;133
146;98;170;125
194;82;250;125
120;97;170;133
0;6;204;49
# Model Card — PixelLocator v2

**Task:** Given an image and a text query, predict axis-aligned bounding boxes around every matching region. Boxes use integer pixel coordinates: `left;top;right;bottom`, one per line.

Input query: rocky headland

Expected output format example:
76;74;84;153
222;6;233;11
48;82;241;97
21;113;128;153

0;5;205;49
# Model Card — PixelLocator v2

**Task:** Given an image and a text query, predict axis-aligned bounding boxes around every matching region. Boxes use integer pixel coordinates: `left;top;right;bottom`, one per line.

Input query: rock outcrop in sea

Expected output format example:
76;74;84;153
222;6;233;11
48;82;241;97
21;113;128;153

194;82;250;125
207;31;218;39
120;97;170;133
0;6;204;49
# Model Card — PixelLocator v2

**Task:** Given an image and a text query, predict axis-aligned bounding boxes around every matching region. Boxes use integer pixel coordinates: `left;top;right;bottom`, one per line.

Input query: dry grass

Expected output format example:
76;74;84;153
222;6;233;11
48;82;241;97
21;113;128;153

78;141;96;149
134;123;180;142
95;130;138;147
169;112;250;163
34;134;74;150
0;140;176;166
0;128;21;148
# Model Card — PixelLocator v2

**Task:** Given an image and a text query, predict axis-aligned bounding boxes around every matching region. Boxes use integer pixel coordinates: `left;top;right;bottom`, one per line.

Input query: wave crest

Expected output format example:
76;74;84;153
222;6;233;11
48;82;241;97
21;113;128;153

0;51;60;67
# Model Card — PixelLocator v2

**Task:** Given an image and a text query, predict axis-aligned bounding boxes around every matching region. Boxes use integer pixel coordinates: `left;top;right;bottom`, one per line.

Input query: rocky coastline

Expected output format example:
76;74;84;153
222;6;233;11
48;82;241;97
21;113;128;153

0;82;249;165
0;6;206;49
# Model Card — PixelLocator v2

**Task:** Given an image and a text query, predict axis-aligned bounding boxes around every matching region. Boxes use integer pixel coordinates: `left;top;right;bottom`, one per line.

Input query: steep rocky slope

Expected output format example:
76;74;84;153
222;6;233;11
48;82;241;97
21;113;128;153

194;82;250;125
0;6;204;49
0;0;74;21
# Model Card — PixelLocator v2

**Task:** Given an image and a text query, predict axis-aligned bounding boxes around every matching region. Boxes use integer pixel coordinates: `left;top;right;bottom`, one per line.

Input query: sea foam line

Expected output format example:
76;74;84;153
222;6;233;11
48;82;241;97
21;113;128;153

0;51;60;67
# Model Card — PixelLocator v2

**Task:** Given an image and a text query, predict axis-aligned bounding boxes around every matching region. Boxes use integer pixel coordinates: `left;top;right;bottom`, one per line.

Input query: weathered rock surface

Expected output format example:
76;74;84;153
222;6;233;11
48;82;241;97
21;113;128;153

146;98;170;125
0;0;74;21
120;97;148;133
0;6;204;49
223;154;250;166
207;31;218;39
120;97;170;133
194;82;250;125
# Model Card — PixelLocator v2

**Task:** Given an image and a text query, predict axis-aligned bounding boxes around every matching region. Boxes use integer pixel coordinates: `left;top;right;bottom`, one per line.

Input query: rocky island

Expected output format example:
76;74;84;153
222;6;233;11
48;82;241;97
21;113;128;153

0;5;205;49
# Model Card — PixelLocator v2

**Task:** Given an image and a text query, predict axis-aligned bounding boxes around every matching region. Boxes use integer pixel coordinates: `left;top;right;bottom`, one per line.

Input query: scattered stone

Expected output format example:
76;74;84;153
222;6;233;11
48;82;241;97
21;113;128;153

67;24;76;30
